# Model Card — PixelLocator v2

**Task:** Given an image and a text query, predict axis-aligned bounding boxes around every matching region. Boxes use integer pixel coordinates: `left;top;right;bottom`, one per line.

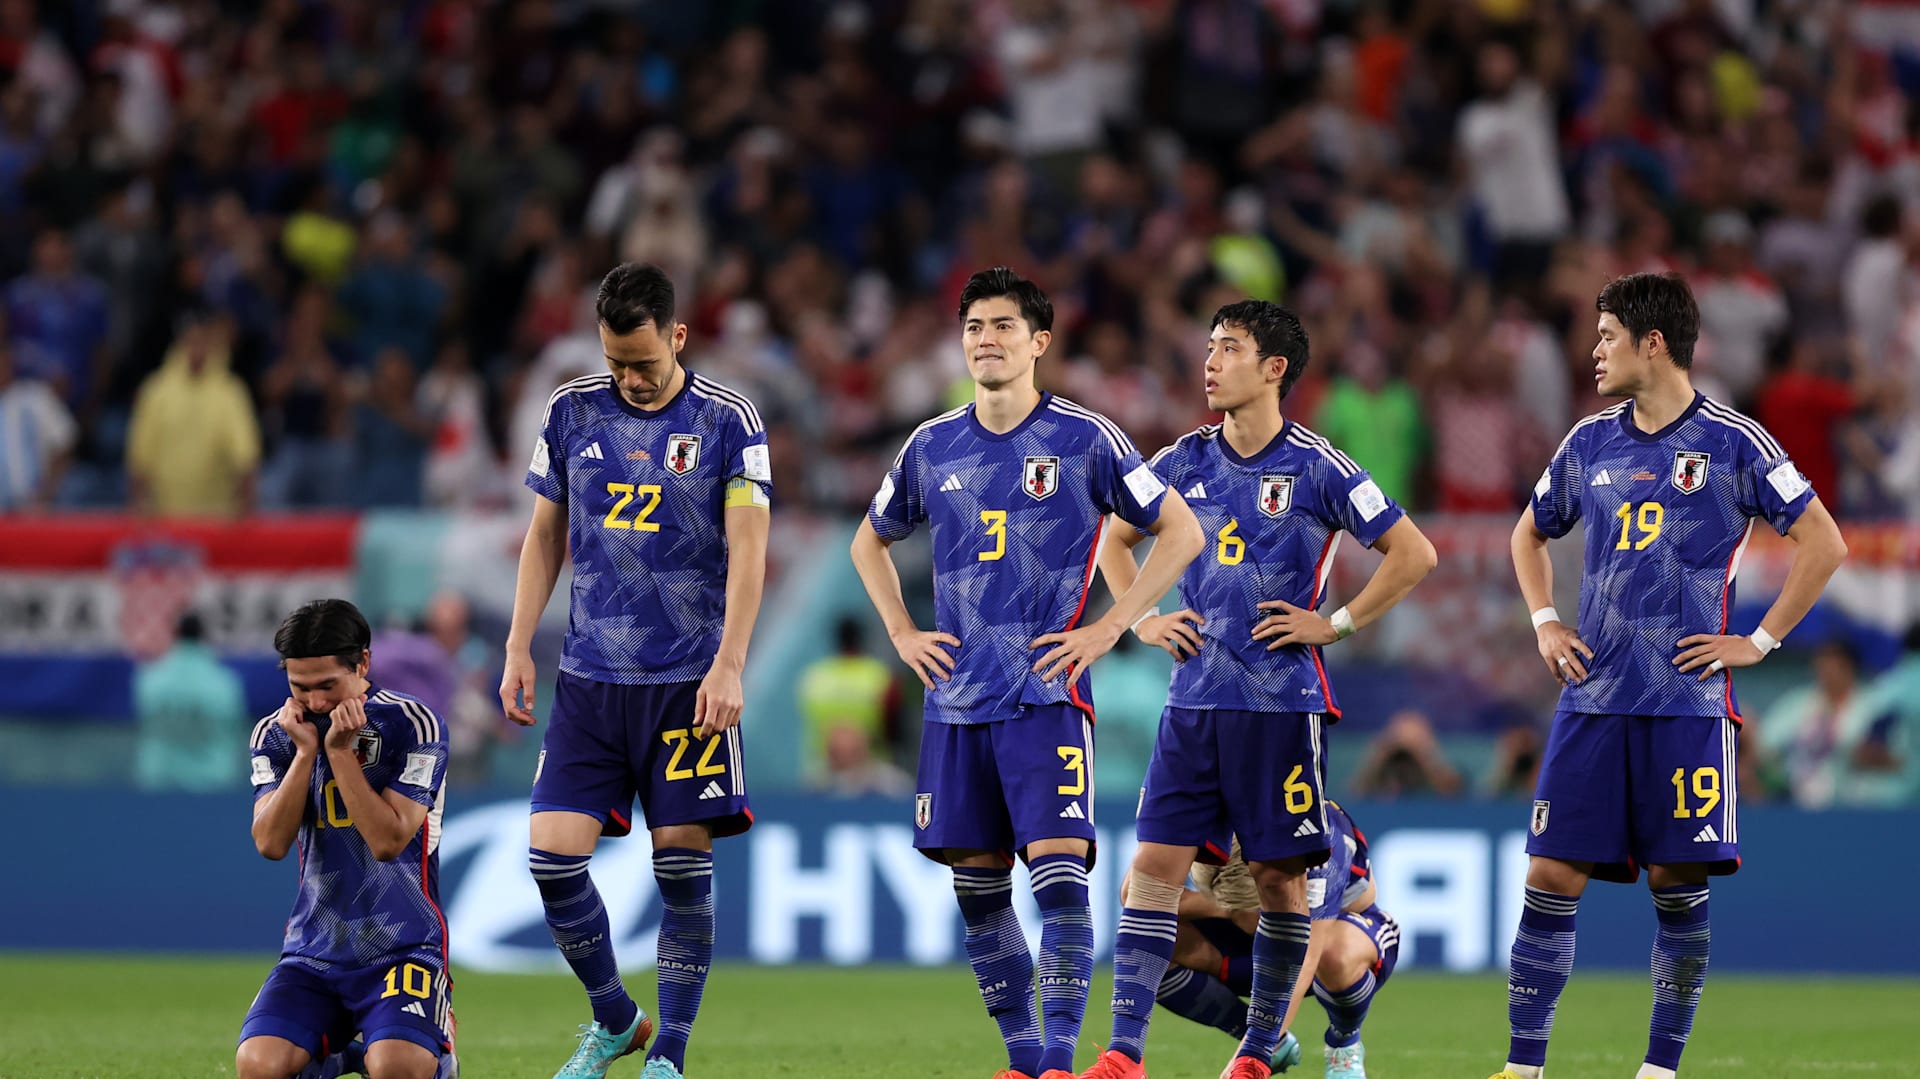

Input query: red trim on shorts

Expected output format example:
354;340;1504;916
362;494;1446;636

1306;534;1343;720
419;819;449;971
1063;520;1105;724
608;807;631;831
1716;541;1746;726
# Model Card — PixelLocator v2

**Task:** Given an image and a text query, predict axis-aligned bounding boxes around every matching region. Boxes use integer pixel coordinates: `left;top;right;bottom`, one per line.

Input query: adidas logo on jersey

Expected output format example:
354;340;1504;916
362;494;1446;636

1185;481;1207;500
1293;818;1320;837
698;780;726;801
940;474;964;492
579;443;605;460
1058;803;1086;819
1693;824;1721;843
1590;469;1612;487
402;1001;428;1018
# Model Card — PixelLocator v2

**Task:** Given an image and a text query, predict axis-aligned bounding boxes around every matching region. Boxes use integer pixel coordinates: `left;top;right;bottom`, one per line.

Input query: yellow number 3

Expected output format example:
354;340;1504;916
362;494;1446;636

978;510;1006;561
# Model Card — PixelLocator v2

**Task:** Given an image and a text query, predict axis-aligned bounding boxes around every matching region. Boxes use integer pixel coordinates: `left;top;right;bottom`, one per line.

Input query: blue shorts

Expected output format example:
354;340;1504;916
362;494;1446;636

239;956;450;1059
1527;710;1740;884
914;704;1096;865
1136;707;1330;866
1193;905;1398;998
531;673;753;839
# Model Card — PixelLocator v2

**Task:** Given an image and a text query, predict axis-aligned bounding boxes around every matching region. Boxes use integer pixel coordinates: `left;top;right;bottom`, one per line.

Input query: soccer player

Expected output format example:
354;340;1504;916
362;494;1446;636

1488;272;1848;1079
500;262;771;1079
1082;300;1436;1079
1146;804;1400;1079
238;599;453;1079
850;267;1205;1079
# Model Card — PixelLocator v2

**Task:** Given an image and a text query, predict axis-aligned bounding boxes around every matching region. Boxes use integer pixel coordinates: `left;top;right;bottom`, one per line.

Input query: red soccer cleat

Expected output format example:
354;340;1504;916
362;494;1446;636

1074;1049;1146;1079
1219;1056;1271;1079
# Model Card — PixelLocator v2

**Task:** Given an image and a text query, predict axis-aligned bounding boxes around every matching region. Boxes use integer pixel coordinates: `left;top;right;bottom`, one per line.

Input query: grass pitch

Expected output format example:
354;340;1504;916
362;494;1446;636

0;955;1914;1078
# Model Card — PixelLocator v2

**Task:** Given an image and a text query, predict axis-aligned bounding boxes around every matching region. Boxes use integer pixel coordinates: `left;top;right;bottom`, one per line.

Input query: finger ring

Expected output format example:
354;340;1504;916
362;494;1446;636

1556;656;1571;668
1708;659;1725;673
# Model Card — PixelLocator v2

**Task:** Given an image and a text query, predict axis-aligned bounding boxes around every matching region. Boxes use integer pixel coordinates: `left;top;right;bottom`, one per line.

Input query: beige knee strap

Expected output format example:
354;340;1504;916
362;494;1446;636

1126;868;1185;913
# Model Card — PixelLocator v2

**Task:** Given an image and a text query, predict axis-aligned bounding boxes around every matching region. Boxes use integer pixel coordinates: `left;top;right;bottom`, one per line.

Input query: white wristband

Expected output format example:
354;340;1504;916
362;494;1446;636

1749;627;1781;656
1330;606;1356;641
1531;607;1562;630
1131;607;1161;632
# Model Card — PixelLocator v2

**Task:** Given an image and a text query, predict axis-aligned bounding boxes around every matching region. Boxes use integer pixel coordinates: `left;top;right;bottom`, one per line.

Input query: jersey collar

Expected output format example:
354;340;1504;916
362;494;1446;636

967;390;1052;442
1217;417;1292;468
1619;391;1704;443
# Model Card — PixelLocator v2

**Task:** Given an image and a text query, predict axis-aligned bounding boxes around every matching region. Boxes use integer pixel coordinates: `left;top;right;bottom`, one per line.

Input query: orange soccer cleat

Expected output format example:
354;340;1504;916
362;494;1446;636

1219;1055;1271;1079
1073;1048;1146;1079
990;1072;1036;1079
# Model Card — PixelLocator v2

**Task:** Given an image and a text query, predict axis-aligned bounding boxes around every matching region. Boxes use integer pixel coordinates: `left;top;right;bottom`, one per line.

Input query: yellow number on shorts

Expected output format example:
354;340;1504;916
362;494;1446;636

320;780;352;828
1614;501;1664;550
662;728;728;781
603;482;663;532
978;510;1007;561
1670;766;1722;819
380;962;433;1000
1282;764;1314;814
1216;520;1245;565
1056;745;1086;796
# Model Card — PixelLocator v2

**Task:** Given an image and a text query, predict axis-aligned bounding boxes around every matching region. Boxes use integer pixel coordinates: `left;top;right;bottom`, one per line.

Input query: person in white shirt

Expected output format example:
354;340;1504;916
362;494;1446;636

0;338;77;511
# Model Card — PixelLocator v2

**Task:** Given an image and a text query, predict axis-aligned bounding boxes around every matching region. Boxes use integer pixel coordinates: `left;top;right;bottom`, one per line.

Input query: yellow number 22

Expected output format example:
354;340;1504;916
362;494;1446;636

604;483;663;531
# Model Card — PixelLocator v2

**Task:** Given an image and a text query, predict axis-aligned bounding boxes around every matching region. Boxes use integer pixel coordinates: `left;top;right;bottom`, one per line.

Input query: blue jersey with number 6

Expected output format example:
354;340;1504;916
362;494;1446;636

1531;394;1812;720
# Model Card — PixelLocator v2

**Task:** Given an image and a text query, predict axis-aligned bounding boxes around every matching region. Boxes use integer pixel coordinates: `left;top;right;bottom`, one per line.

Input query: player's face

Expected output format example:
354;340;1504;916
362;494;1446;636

961;297;1049;390
1592;312;1653;397
1204;321;1283;412
284;653;370;716
600;319;688;408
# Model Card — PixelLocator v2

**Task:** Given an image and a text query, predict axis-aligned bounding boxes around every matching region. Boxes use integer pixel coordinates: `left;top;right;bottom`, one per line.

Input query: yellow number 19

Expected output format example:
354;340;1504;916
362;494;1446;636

1671;766;1722;818
1615;501;1664;550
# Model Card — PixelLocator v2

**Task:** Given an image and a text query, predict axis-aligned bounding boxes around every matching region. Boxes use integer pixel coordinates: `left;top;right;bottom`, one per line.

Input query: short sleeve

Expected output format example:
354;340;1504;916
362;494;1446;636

249;717;295;798
1134;441;1190;536
524;391;570;504
386;702;448;809
1090;427;1167;533
868;432;925;541
1732;426;1813;537
1530;428;1585;539
720;403;773;510
1317;459;1404;548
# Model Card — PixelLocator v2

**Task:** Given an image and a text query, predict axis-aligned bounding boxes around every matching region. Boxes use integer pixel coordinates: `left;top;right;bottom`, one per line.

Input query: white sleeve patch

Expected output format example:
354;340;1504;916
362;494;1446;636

1349;478;1388;522
529;438;551;478
1124;462;1167;507
1306;877;1328;911
400;751;437;788
874;473;896;514
1767;460;1810;503
250;755;278;786
742;444;772;483
1534;469;1551;499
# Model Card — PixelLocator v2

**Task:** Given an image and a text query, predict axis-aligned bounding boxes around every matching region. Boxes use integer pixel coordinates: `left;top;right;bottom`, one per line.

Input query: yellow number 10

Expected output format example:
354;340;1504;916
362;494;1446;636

1615;501;1664;550
381;962;433;1000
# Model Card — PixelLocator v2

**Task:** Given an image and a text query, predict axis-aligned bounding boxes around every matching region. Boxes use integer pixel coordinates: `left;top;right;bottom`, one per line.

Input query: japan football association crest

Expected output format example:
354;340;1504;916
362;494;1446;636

352;729;381;767
666;434;702;475
1670;450;1710;495
915;793;933;830
1023;456;1060;501
1258;474;1295;517
1531;799;1550;836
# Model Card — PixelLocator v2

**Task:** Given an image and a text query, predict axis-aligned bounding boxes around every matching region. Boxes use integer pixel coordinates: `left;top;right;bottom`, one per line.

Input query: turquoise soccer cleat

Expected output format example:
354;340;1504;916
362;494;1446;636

551;1011;653;1079
1323;1041;1365;1079
1271;1033;1303;1073
639;1056;686;1079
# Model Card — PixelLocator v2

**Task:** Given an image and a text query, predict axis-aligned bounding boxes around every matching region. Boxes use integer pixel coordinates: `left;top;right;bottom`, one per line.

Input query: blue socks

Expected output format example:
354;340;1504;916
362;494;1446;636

1157;965;1249;1039
530;848;637;1033
1506;886;1580;1068
1647;884;1711;1072
1314;968;1378;1047
1237;911;1311;1062
955;866;1043;1075
1030;853;1094;1074
1106;901;1180;1061
648;848;714;1071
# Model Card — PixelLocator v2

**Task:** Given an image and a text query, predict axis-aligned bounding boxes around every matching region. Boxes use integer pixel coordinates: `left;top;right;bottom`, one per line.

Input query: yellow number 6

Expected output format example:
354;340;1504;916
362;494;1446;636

1283;765;1313;814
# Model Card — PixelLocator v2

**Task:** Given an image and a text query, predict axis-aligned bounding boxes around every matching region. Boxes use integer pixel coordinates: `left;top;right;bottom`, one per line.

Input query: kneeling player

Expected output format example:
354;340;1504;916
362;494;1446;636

239;600;454;1079
1141;803;1398;1079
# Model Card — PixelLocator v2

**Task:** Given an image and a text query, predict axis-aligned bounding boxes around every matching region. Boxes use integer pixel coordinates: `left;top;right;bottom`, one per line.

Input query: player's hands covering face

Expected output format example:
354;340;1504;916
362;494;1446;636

323;696;369;751
1135;609;1205;660
276;697;319;754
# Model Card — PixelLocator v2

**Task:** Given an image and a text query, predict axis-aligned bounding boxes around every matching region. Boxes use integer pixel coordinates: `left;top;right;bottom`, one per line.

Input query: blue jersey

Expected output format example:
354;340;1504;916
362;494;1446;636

1309;800;1373;919
248;687;449;970
1148;422;1403;716
869;393;1168;724
1532;394;1813;719
526;372;772;685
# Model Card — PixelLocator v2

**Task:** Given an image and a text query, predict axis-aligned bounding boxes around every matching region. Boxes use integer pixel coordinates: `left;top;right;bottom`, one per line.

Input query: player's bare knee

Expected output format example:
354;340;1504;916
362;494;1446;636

1026;836;1090;863
363;1040;438;1079
528;810;602;858
1647;862;1710;889
650;822;712;852
1129;842;1195;889
1247;857;1309;911
1524;855;1592;896
1317;922;1375;989
235;1037;305;1079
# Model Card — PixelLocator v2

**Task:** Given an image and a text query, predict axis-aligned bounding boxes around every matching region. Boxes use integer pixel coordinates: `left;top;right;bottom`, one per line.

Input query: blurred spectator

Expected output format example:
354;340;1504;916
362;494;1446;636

421;591;506;787
419;341;495;509
798;616;902;784
133;612;248;793
1758;641;1910;808
1311;339;1423;508
1755;338;1857;509
350;348;434;508
1351;710;1465;799
0;334;76;510
1841;195;1908;379
257;287;348;509
1692;211;1788;408
816;723;915;799
1456;40;1569;287
125;311;260;517
1484;724;1544;798
5;228;109;410
336;213;446;369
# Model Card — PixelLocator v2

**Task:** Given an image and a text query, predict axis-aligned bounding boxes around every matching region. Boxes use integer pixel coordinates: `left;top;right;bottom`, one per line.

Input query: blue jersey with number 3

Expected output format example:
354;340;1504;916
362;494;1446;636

248;687;449;970
868;393;1168;724
1148;421;1403;716
1531;394;1812;720
525;372;772;684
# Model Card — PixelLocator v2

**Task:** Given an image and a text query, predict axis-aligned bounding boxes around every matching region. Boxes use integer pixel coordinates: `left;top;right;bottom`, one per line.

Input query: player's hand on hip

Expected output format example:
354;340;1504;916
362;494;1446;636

694;663;744;738
1029;620;1123;683
1252;599;1337;650
323;696;368;751
1674;633;1762;681
1137;609;1205;661
276;697;319;754
1536;619;1595;685
499;650;538;727
890;628;960;690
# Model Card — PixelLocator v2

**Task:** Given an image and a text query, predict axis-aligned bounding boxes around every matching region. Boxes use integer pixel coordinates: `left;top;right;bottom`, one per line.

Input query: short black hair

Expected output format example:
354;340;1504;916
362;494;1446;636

1211;299;1310;400
834;616;863;654
1861;194;1903;240
176;612;205;642
957;267;1053;333
1595;272;1699;370
273;599;371;670
596;262;677;335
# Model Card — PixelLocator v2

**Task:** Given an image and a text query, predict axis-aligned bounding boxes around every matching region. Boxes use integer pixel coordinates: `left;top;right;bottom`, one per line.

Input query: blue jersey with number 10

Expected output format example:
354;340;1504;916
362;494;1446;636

869;393;1168;725
1531;394;1812;720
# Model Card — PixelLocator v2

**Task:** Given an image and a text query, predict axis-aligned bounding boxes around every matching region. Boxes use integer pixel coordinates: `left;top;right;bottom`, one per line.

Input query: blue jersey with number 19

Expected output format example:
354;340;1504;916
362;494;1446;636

525;372;772;685
869;393;1168;725
1531;394;1812;720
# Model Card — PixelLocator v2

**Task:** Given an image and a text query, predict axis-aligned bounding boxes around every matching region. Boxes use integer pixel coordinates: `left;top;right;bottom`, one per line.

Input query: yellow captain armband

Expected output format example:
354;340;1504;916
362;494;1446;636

725;477;770;509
